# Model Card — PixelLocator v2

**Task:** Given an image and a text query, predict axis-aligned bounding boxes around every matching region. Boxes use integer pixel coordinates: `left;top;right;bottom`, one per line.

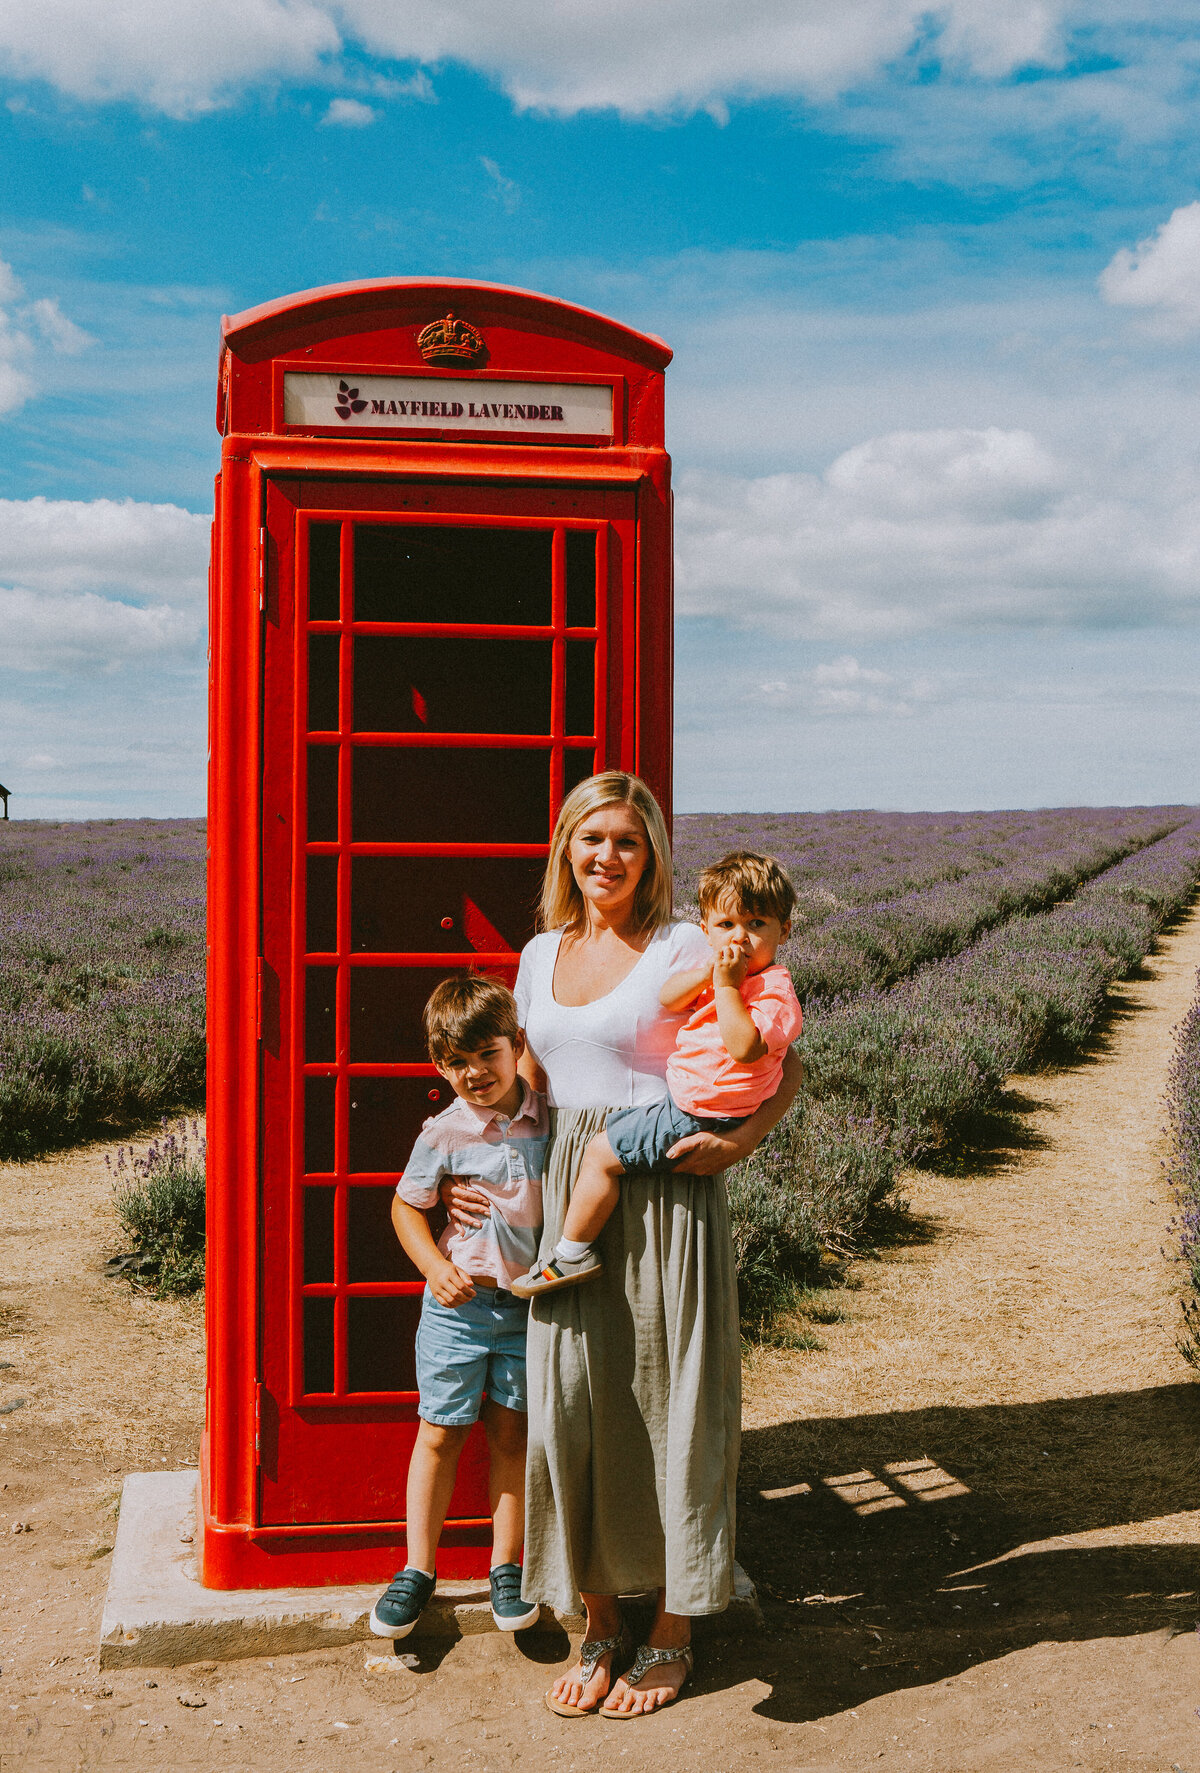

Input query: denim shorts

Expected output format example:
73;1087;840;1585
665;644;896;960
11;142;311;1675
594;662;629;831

414;1285;529;1427
606;1093;746;1174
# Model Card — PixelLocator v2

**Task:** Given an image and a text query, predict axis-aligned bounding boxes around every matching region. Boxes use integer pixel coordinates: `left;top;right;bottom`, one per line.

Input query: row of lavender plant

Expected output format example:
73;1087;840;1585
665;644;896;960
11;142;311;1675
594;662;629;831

681;806;1187;1002
733;817;1200;1327
0;821;206;1158
1165;969;1200;1368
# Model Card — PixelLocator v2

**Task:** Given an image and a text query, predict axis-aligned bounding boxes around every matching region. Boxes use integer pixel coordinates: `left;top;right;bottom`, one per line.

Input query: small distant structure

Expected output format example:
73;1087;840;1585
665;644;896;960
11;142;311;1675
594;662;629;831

0;783;8;820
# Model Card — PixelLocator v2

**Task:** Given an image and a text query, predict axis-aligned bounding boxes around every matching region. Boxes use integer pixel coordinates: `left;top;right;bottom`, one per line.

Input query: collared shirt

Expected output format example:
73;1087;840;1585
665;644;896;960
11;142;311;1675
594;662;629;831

395;1080;547;1287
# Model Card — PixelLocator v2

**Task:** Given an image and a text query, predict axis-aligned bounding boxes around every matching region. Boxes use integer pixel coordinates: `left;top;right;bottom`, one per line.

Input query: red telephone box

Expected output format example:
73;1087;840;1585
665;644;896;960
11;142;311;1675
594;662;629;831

201;278;674;1588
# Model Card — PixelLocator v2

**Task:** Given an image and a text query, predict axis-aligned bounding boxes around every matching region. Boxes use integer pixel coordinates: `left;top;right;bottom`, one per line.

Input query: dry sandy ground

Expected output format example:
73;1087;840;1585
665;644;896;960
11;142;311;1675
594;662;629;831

1;910;1199;1770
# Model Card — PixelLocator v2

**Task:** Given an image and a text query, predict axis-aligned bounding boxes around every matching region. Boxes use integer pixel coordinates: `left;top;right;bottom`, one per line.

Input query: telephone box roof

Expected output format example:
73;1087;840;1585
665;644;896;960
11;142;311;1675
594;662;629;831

221;277;672;371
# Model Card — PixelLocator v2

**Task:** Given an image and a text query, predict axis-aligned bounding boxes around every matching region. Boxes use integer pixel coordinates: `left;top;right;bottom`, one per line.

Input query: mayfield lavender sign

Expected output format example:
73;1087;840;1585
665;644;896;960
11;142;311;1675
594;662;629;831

282;372;614;437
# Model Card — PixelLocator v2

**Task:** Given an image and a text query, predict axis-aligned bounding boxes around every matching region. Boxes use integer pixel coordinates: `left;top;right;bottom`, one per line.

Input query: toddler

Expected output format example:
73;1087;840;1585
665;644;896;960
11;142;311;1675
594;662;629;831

513;850;801;1298
370;974;547;1641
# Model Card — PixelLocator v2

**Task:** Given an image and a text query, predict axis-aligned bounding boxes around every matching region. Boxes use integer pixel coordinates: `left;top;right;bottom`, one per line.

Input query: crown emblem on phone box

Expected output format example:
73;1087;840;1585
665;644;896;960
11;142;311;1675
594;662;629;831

417;313;486;365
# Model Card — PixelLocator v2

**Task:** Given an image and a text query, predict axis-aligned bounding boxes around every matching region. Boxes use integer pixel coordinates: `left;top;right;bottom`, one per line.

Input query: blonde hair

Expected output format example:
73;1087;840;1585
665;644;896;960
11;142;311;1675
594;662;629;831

539;771;673;937
698;851;797;925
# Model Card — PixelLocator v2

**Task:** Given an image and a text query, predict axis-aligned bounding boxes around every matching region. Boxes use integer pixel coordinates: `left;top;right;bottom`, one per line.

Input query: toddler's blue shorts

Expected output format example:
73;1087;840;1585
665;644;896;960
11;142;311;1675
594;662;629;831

414;1285;529;1427
606;1093;746;1175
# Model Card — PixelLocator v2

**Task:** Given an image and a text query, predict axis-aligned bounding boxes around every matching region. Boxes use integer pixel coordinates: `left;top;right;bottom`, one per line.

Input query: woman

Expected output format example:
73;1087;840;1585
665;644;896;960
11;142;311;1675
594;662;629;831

448;772;801;1717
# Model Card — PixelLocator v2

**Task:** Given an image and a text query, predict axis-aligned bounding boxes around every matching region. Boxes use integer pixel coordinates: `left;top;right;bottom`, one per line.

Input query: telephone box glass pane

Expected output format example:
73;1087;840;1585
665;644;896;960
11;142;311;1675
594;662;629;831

564;642;596;737
347;1188;422;1283
564;748;598;800
305;966;337;1062
308;522;341;621
307;635;340;732
352;747;550;844
350;855;542;954
307;745;338;841
348;1076;450;1174
565;529;597;628
353;637;552;735
306;855;338;953
303;1298;335;1394
349;967;437;1064
347;1297;420;1394
303;1187;335;1284
353;524;552;626
304;1076;336;1174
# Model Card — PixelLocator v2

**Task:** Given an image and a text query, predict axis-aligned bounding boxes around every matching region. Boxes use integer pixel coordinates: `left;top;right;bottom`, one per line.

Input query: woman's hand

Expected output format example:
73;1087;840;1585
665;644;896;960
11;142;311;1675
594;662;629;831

438;1176;492;1230
667;1126;756;1175
667;1046;803;1174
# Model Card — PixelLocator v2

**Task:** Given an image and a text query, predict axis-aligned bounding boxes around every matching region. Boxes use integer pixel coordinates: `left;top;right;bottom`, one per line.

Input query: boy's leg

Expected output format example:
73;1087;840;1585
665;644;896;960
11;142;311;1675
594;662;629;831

560;1130;624;1245
404;1417;472;1573
481;1397;527;1566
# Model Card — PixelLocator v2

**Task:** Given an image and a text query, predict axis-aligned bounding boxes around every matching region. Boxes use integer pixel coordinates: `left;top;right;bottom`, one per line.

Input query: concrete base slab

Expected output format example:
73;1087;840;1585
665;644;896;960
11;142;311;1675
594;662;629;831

100;1470;761;1669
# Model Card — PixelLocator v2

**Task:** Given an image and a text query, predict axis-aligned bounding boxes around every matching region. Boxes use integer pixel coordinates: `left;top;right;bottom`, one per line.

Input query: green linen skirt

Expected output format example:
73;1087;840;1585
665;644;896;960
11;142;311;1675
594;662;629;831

522;1107;742;1618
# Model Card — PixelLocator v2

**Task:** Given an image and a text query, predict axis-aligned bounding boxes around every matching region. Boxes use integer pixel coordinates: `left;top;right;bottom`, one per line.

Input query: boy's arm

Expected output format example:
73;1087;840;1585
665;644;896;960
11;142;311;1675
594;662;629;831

712;945;768;1062
391;1195;476;1306
659;962;715;1011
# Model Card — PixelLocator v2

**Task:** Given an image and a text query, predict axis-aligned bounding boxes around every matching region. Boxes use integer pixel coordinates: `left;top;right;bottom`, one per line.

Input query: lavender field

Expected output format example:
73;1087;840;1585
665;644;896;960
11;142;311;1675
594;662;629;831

1167;966;1200;1367
3;809;1199;1333
0;820;205;1158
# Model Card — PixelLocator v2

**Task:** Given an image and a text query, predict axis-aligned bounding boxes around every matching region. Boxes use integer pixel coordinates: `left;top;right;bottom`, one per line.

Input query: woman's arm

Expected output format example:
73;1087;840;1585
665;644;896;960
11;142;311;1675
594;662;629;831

667;1045;803;1175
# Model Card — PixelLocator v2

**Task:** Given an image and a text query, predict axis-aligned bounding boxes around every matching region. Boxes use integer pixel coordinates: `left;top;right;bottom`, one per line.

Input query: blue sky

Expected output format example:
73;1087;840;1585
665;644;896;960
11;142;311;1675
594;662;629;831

2;2;1200;815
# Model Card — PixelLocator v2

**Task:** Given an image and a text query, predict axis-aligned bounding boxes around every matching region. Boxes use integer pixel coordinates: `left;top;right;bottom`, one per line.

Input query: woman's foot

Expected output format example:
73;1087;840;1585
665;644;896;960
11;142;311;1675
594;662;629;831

544;1601;626;1716
546;1638;621;1713
601;1641;692;1717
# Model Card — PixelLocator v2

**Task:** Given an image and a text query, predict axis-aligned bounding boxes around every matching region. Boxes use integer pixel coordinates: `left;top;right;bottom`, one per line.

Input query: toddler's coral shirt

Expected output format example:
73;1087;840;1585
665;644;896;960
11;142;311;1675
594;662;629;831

666;963;803;1119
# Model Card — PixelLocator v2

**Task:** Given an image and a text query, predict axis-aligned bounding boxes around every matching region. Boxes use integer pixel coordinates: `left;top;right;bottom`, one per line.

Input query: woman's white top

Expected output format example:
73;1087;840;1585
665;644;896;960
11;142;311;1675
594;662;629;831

514;921;712;1109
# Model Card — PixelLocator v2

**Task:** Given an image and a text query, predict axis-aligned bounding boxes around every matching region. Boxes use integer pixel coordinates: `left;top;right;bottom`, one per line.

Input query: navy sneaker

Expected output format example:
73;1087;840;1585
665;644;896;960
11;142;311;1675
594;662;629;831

369;1567;436;1639
489;1563;540;1632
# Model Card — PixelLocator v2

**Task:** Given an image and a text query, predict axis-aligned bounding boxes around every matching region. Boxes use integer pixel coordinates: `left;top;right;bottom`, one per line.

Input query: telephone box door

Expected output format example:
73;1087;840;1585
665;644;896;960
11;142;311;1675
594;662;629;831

257;475;637;1541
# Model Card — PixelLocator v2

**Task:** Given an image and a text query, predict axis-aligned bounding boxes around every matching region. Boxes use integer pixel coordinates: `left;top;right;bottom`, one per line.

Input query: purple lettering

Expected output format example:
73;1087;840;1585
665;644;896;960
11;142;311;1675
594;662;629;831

539;404;551;420
551;405;564;421
387;400;399;415
449;402;463;417
371;398;386;414
490;404;501;418
502;403;514;419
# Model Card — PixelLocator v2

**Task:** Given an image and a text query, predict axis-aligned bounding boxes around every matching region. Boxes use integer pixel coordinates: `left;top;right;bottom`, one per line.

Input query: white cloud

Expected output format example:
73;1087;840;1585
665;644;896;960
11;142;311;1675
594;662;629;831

754;654;939;716
0;586;199;672
322;95;376;126
0;0;1140;119
1100;201;1200;333
0;497;209;600
480;156;519;213
674;426;1200;639
0;258;93;415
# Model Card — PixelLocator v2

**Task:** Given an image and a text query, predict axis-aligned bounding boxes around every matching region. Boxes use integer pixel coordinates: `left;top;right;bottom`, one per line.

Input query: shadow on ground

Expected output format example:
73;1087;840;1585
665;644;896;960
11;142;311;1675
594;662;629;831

711;1384;1199;1721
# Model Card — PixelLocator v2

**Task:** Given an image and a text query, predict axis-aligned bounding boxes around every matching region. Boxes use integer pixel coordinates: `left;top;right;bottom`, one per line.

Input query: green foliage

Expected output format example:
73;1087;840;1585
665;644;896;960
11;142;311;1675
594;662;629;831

108;1120;206;1298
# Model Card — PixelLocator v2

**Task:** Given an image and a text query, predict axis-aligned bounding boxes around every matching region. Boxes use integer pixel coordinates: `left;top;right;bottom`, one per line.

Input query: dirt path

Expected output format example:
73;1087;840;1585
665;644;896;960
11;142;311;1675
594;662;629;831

2;912;1199;1771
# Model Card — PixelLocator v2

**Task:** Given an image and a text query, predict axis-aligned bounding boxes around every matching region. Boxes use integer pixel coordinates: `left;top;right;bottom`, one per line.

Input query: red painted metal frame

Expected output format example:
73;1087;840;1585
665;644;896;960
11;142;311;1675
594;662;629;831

202;278;673;1589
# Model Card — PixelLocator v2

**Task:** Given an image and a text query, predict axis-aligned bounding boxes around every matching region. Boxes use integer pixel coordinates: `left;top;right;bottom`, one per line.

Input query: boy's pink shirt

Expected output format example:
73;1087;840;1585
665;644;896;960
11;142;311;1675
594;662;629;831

666;963;803;1118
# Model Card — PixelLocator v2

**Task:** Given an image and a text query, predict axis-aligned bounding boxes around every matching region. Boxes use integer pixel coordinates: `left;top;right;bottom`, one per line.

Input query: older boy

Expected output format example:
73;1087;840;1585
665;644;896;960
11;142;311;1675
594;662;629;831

370;974;547;1640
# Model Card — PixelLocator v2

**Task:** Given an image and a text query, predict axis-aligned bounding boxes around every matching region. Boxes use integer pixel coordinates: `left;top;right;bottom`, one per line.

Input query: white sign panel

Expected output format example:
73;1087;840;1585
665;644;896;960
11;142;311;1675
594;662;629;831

283;373;613;438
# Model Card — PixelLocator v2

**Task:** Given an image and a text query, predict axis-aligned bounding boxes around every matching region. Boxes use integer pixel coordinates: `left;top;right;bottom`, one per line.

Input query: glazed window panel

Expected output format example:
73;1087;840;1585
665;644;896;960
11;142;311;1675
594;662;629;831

350;855;543;954
347;1187;423;1284
348;966;442;1064
302;1298;335;1394
353;636;553;735
302;1186;336;1284
347;1297;421;1394
564;642;596;737
348;1076;452;1175
306;745;338;842
307;634;340;733
351;746;551;844
353;523;552;626
307;521;341;621
564;529;597;628
304;966;338;1062
303;1076;336;1175
305;855;338;954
